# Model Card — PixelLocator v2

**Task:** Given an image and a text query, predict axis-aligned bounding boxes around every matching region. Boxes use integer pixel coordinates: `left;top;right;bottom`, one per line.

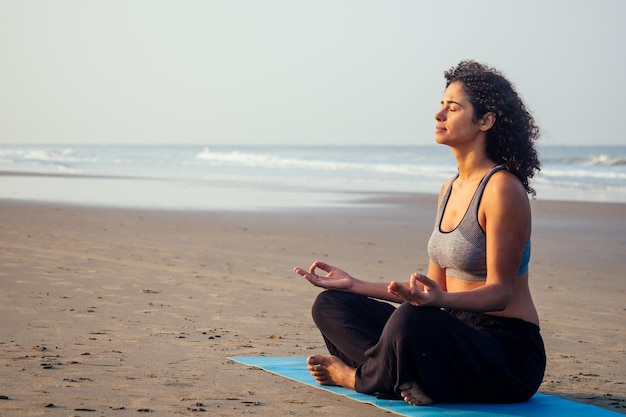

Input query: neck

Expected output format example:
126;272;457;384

450;147;496;183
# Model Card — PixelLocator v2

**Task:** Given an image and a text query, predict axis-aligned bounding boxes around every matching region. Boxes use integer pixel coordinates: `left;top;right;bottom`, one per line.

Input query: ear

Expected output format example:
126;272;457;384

478;112;496;131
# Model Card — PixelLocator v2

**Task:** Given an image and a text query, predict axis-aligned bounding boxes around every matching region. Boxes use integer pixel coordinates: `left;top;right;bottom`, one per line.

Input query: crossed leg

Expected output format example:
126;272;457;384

307;355;433;406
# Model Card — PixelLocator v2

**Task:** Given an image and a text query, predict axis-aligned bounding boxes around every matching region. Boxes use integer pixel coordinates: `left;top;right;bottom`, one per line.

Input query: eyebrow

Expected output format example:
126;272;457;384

441;100;465;107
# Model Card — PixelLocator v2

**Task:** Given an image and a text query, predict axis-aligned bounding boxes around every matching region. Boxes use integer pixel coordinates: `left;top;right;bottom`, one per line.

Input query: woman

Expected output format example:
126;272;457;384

293;60;545;406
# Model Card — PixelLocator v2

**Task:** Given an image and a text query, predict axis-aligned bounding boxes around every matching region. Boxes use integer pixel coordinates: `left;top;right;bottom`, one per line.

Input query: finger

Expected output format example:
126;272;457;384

311;261;331;274
294;267;307;277
295;268;319;284
410;274;418;290
414;273;435;288
388;281;408;298
308;261;321;274
411;273;424;290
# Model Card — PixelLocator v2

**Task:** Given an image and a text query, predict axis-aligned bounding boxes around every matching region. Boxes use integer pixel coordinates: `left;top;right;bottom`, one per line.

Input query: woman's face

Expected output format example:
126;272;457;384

434;81;484;147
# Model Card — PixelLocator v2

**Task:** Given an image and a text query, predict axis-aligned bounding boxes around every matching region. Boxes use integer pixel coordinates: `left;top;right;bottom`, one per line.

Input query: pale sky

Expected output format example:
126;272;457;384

1;0;624;146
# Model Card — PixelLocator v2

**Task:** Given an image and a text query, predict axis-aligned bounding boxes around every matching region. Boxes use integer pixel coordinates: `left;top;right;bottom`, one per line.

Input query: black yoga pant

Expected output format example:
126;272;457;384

311;290;546;403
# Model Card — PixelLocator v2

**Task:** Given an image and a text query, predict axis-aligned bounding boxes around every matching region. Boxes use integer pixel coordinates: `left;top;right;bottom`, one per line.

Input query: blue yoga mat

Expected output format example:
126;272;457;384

230;356;621;417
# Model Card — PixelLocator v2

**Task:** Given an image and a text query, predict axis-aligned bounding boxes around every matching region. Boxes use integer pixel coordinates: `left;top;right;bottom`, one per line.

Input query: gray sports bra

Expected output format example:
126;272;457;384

427;165;530;281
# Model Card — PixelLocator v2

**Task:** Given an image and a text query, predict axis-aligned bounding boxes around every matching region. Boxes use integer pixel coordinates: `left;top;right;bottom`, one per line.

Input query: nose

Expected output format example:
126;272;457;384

434;108;446;122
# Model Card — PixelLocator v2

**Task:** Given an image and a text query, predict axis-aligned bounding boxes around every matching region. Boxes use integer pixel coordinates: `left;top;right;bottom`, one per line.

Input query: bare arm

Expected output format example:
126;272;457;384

294;261;407;303
444;171;530;311
388;172;530;312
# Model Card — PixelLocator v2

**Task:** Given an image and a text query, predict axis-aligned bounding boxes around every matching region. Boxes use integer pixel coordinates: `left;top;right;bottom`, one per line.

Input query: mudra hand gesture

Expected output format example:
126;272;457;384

294;261;356;291
388;273;444;307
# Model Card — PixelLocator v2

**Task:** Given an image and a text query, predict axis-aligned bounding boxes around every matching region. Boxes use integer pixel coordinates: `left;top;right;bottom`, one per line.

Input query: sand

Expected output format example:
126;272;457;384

0;195;624;416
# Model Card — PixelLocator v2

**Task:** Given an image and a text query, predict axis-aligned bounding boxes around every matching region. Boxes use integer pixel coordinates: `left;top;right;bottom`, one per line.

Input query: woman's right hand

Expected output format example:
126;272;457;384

293;261;356;291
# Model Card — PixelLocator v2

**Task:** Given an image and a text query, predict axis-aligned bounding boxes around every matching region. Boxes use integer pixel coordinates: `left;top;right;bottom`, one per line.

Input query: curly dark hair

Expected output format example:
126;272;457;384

444;60;541;196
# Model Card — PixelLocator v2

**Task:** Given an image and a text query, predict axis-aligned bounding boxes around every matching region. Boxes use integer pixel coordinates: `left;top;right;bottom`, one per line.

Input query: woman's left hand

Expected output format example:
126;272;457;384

388;273;444;307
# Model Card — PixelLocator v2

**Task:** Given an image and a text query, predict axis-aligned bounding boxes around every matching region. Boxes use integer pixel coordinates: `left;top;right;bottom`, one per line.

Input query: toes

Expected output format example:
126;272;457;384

307;354;327;366
398;381;433;406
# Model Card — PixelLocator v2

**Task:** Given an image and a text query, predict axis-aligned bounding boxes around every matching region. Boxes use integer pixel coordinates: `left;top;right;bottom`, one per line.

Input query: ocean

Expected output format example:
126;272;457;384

0;144;625;210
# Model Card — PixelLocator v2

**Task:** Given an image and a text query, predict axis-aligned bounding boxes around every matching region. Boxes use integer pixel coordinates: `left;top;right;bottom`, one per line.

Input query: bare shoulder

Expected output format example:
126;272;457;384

483;169;530;213
480;170;531;241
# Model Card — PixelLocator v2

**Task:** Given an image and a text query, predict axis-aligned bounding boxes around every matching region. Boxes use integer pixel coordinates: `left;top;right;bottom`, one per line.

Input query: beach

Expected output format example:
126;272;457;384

0;196;624;416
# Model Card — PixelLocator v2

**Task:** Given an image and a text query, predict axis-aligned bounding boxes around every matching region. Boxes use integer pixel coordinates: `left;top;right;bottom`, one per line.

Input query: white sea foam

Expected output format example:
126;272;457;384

1;144;625;208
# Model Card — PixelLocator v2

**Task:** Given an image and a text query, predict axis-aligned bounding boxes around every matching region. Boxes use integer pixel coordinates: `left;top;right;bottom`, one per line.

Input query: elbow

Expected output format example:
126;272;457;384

487;284;515;311
489;300;508;312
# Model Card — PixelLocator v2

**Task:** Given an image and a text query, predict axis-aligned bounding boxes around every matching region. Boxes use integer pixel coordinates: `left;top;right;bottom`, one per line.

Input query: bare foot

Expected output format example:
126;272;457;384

398;381;433;406
307;355;356;389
